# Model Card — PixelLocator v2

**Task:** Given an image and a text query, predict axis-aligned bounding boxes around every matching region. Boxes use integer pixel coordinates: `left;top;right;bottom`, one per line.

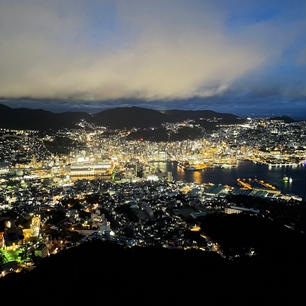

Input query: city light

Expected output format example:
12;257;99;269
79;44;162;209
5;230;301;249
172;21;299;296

0;114;304;279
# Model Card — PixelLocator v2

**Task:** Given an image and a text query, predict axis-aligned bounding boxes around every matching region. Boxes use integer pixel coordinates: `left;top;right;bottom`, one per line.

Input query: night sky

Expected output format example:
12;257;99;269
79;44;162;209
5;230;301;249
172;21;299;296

0;0;305;118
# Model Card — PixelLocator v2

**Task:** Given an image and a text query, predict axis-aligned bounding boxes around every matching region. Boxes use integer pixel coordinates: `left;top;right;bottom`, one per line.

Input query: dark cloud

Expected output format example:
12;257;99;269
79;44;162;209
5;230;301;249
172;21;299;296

0;0;302;101
0;0;304;118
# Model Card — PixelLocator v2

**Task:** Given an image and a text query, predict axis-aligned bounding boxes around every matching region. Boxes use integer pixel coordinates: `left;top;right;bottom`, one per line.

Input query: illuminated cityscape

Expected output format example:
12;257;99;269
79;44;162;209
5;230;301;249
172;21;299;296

0;114;305;279
0;0;305;304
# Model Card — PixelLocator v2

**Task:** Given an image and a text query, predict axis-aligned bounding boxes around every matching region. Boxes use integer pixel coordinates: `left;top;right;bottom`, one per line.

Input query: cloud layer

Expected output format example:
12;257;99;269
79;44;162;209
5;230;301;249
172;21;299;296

0;0;304;101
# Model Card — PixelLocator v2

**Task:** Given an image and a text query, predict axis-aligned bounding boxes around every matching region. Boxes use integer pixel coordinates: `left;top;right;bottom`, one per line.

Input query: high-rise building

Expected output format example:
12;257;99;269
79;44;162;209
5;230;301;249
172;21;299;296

30;216;40;237
167;171;173;182
158;151;167;161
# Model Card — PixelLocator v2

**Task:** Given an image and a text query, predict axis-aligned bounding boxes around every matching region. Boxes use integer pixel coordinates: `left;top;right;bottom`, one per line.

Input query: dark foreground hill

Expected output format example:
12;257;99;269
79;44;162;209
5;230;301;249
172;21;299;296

1;213;305;306
0;104;244;130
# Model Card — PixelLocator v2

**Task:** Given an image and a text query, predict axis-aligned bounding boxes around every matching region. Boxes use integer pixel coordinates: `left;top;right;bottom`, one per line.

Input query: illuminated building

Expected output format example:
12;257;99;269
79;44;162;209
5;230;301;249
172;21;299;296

0;232;4;248
5;220;12;229
69;160;114;179
23;229;33;242
0;166;9;175
158;151;167;161
30;216;40;237
225;206;260;215
146;175;159;181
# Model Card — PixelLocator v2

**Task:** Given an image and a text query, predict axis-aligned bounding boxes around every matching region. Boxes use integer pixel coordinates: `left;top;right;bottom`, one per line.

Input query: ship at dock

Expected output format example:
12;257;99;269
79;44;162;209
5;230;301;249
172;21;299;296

177;161;207;171
219;163;238;168
178;160;238;171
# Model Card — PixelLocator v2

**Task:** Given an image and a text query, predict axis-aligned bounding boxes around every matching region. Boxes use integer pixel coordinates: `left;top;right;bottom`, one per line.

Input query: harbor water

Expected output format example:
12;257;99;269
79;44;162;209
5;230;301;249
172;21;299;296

151;160;306;200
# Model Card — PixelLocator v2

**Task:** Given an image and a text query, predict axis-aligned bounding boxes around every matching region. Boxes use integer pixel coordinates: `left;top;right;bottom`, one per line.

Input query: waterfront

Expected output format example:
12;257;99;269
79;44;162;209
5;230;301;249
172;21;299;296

152;161;306;199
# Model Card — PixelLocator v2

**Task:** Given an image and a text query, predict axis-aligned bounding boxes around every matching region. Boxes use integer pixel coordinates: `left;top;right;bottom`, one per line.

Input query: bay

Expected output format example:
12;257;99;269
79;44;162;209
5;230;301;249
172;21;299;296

151;160;306;200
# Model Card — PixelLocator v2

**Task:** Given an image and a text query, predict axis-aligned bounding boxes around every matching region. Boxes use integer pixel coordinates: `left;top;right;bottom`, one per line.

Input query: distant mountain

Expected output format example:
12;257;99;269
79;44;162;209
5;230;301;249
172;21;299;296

92;106;165;128
0;104;244;130
0;104;91;130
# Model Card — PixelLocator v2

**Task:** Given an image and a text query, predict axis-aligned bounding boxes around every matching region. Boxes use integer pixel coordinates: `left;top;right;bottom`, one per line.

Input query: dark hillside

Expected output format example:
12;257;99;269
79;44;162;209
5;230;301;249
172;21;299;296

1;213;304;305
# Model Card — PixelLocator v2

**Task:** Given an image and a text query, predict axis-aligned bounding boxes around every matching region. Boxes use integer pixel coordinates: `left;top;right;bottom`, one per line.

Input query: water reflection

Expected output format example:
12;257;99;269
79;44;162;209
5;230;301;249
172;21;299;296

193;171;202;184
151;161;306;199
176;166;185;180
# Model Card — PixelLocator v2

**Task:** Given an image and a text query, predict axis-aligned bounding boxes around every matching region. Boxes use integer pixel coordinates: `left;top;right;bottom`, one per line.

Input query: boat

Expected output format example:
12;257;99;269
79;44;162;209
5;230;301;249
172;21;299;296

178;160;206;171
185;163;207;171
221;164;237;168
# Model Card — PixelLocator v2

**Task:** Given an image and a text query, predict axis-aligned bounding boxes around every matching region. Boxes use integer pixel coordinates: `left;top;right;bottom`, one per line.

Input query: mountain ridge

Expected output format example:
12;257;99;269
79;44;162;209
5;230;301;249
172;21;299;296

0;103;248;130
